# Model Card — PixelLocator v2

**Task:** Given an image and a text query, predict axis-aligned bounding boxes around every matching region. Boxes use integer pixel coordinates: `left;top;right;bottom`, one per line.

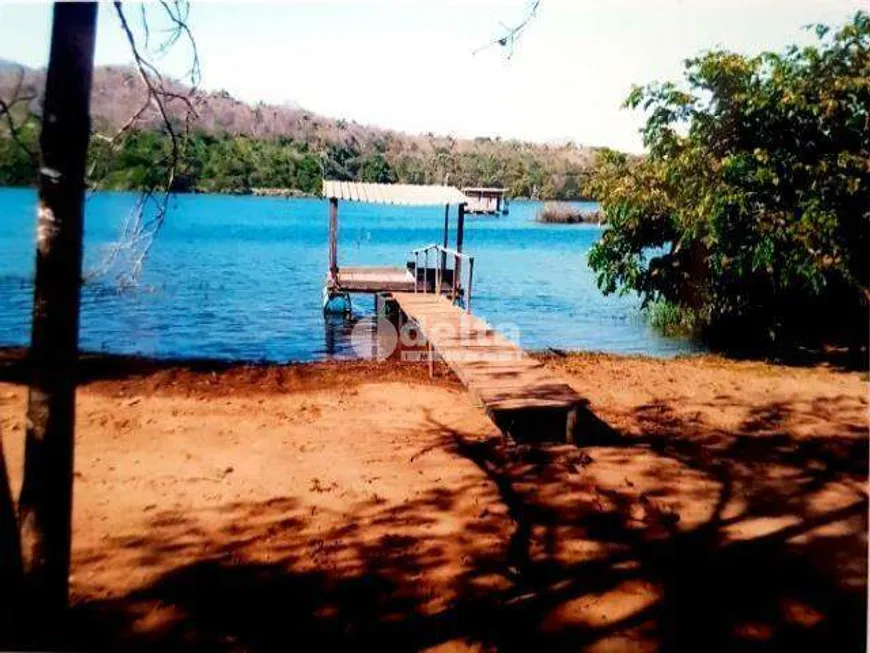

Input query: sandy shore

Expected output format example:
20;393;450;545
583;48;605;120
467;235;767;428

0;350;866;651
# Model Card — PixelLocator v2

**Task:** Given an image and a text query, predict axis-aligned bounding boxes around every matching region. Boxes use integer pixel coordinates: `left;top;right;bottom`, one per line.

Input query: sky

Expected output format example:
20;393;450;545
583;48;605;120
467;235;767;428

0;0;861;153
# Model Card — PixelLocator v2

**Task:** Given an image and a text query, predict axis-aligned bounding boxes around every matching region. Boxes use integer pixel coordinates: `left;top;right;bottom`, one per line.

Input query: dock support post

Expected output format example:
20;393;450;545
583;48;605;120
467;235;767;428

455;203;466;282
466;257;474;314
441;204;449;291
328;197;339;279
379;293;401;331
566;404;578;445
454;202;466;302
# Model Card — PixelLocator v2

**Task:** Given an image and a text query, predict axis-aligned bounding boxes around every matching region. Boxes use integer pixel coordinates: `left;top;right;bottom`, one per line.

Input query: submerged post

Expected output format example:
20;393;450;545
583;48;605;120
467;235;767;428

328;197;338;278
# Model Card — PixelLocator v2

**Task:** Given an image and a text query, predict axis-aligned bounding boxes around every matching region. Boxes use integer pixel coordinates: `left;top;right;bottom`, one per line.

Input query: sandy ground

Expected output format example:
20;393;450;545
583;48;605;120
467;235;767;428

0;351;866;651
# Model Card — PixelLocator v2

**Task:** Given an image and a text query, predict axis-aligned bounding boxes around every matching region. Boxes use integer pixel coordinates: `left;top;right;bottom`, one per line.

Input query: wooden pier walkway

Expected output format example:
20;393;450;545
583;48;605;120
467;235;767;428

318;180;583;441
392;293;583;441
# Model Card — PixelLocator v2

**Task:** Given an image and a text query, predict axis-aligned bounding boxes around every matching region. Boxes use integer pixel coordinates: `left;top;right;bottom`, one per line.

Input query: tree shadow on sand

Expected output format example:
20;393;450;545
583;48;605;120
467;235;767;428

6;390;868;652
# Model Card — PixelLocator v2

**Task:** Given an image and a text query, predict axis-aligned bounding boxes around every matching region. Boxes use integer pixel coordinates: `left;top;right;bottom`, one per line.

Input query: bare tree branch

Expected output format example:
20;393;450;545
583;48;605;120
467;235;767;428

139;2;150;50
474;0;541;58
0;64;38;161
156;0;201;84
86;1;200;286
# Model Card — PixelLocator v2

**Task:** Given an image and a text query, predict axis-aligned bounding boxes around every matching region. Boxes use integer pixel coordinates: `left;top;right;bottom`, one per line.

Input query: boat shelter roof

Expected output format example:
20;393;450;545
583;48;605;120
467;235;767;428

462;187;508;194
323;181;468;206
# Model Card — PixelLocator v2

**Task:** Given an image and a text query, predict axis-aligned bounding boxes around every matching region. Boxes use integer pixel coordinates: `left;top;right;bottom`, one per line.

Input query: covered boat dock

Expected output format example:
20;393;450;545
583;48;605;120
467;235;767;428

462;187;509;215
322;181;472;306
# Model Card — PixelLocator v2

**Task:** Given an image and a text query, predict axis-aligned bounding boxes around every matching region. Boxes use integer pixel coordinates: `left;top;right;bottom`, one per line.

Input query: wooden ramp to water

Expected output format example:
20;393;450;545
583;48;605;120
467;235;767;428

392;292;583;442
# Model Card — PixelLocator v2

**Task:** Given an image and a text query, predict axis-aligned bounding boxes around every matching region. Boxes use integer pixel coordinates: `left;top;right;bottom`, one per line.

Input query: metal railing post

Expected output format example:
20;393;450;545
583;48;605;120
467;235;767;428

411;244;473;305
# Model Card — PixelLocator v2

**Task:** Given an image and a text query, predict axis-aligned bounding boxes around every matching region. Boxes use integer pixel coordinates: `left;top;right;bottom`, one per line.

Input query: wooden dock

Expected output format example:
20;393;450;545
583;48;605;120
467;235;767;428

327;266;457;295
321;181;470;307
318;180;580;441
392;293;582;441
329;267;416;293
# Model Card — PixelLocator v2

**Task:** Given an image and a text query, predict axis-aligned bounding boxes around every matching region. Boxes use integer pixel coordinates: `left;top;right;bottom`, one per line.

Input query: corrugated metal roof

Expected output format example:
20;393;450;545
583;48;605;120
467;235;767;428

462;187;508;193
323;181;468;206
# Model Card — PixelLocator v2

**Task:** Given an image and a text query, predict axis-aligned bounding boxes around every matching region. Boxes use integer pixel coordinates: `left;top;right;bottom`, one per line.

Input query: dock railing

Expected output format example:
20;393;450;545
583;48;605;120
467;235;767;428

411;244;475;313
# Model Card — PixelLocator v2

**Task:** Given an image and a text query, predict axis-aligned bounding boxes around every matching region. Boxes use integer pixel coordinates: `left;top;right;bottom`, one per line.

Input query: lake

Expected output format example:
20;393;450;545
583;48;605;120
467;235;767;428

0;188;700;361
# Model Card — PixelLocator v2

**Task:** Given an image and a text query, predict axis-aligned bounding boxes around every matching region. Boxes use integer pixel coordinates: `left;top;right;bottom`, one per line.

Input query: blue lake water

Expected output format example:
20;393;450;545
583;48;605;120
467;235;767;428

0;188;700;361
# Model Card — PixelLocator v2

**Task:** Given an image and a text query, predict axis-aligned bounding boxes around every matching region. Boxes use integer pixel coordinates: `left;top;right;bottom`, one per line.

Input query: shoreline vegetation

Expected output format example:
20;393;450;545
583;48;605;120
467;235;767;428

536;201;603;224
0;63;600;201
1;183;597;205
588;13;869;351
249;187;313;198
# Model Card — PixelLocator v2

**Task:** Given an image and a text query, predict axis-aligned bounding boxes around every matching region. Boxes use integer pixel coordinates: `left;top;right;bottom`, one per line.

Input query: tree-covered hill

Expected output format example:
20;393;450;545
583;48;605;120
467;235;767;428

0;63;599;198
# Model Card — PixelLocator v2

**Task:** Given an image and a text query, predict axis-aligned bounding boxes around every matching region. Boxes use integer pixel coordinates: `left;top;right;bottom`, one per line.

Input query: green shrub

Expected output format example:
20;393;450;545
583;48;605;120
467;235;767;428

644;301;703;337
536;202;602;224
589;12;870;350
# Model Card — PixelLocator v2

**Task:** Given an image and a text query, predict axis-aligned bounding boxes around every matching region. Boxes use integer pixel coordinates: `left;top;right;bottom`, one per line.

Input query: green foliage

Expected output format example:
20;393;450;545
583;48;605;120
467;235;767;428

644;300;702;337
1;126;593;200
0;114;38;186
589;12;870;348
89;131;324;195
359;153;395;183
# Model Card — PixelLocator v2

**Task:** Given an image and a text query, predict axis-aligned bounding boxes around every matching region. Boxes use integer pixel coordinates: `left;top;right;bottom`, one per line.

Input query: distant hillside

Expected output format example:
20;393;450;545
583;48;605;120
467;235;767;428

0;62;599;198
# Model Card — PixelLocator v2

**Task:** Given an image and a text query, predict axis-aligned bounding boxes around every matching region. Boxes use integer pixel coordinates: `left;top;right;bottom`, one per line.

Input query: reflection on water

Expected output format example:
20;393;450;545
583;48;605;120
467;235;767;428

0;188;702;362
323;312;359;359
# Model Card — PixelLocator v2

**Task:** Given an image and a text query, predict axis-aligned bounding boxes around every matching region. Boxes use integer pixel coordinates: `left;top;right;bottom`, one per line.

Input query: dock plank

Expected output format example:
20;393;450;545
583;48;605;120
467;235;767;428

327;267;455;294
392;292;583;441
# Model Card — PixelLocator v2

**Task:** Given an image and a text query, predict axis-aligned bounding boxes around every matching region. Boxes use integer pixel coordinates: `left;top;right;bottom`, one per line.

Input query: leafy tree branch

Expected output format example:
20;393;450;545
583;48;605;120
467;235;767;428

589;12;869;349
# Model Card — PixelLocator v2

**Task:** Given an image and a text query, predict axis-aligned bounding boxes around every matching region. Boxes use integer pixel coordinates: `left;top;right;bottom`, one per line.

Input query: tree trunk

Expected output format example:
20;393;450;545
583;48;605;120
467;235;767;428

0;429;22;628
17;1;97;613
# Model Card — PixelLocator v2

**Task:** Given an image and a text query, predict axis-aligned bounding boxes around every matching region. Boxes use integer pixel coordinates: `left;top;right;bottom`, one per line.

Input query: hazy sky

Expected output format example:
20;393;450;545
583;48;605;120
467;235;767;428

0;0;859;152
